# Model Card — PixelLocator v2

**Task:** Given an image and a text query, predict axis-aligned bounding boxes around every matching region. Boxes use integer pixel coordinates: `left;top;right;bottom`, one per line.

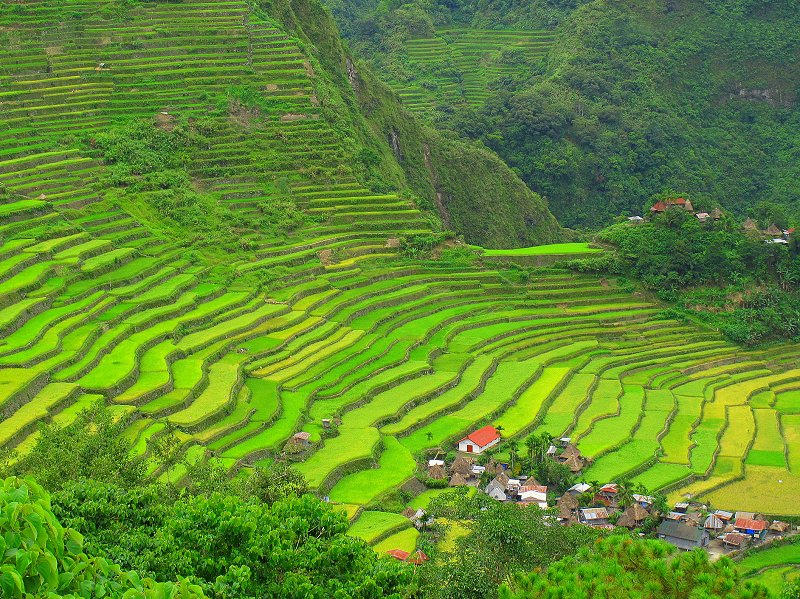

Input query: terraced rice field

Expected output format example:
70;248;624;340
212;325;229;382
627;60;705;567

393;28;556;113
739;543;800;595
2;3;800;571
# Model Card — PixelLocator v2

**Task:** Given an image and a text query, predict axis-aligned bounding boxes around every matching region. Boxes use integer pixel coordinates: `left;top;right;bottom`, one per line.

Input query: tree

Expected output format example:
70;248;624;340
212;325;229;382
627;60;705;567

508;440;520;471
52;479;415;599
238;461;308;505
499;536;771;599
0;477;204;599
11;402;145;491
421;493;602;599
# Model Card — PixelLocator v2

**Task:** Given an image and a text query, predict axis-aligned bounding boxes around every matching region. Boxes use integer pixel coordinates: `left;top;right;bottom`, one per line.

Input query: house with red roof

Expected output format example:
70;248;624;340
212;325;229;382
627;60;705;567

734;518;767;540
650;197;694;214
458;425;501;454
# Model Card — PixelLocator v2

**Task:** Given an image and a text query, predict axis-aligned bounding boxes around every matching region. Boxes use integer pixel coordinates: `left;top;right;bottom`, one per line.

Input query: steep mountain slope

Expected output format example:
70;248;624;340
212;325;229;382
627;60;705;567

1;0;800;530
331;0;800;227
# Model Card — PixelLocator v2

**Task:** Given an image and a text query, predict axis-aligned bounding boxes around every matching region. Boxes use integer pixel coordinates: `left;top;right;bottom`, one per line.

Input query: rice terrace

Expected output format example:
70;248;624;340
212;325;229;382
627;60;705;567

1;0;800;597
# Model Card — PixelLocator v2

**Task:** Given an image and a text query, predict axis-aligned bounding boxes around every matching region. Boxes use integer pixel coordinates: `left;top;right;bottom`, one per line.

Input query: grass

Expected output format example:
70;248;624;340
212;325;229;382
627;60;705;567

372;528;419;554
347;511;410;544
328;437;416;505
479;243;601;256
1;0;800;525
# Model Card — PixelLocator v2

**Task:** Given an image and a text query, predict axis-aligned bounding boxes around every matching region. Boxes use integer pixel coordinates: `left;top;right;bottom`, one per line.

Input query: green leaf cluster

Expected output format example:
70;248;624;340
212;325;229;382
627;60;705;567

0;477;204;599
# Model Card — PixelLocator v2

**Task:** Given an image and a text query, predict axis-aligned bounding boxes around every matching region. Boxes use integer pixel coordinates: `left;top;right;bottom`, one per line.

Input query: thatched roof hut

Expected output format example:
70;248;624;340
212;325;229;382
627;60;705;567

559;444;581;461
449;473;468;487
616;503;649;529
562;453;584;473
427;464;447;480
770;521;790;533
451;455;474;476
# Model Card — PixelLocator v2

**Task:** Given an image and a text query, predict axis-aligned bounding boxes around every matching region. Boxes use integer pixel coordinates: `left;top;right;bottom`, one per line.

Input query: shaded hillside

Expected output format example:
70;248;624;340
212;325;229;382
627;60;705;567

264;0;562;247
330;0;800;227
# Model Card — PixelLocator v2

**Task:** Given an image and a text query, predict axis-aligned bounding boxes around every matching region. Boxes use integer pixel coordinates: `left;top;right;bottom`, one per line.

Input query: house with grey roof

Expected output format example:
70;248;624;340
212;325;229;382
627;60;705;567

657;521;710;551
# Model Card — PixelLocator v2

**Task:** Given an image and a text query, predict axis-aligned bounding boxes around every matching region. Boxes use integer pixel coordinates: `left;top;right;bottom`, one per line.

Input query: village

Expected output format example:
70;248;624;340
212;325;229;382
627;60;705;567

383;424;797;565
625;196;796;245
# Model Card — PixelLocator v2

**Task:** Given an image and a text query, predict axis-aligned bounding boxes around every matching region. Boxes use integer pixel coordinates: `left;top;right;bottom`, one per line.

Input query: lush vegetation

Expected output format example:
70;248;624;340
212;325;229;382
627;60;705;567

584;209;800;345
1;0;800;597
331;0;800;228
0;476;205;599
419;488;603;599
500;535;771;599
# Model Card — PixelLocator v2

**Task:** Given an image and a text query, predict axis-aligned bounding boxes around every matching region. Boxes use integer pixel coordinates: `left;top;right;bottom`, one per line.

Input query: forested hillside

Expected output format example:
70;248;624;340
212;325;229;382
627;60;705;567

332;0;800;227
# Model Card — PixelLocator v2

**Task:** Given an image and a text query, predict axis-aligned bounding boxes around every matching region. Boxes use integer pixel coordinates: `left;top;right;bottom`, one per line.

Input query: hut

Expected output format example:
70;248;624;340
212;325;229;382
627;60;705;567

770;521;791;534
449;473;468;487
427;464;447;480
616;503;649;529
562;453;584;473
451;455;474;477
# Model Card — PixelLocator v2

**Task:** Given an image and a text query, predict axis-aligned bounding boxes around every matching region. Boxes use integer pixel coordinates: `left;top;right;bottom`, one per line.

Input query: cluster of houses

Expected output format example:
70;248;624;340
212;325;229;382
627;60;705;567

627;197;726;225
553;482;655;529
420;426;796;557
742;218;796;245
655;503;791;552
627;197;797;246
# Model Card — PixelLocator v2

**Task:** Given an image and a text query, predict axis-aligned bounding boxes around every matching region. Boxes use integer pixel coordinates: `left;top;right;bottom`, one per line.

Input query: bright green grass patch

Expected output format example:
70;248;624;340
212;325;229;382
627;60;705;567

344;371;456;429
408;488;471;510
746;449;786;467
689;418;725;473
577;385;643;457
381;355;495;436
222;390;306;460
294;427;381;488
775;391;800;414
495;366;570;437
660;414;696;465
739;544;800;575
0;382;75;444
328;437;416;505
631;462;692;491
478;243;601;256
532;372;595;438
168;353;245;427
571;378;622;438
372;528;419;553
347;511;410;544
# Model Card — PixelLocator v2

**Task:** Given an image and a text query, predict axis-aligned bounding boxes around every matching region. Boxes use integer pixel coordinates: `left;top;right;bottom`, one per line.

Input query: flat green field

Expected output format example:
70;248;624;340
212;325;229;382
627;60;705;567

479;243;601;256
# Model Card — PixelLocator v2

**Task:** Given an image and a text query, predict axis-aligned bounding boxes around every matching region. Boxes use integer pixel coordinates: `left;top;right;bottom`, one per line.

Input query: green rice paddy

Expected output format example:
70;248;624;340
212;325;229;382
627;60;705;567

1;3;799;573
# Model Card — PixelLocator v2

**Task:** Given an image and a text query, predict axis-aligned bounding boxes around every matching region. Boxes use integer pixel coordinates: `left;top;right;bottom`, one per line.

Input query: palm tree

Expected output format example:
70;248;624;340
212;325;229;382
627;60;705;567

616;480;634;508
524;435;536;468
508;440;519;471
426;431;433;443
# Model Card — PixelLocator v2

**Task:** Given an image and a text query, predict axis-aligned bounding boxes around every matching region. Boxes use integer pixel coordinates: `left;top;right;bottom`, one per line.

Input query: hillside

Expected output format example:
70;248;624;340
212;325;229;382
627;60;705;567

332;0;800;227
2;0;800;576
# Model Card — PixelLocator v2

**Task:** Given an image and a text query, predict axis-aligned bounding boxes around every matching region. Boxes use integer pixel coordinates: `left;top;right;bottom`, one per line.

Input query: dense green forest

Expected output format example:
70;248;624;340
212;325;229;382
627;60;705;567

565;207;800;345
330;0;800;227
